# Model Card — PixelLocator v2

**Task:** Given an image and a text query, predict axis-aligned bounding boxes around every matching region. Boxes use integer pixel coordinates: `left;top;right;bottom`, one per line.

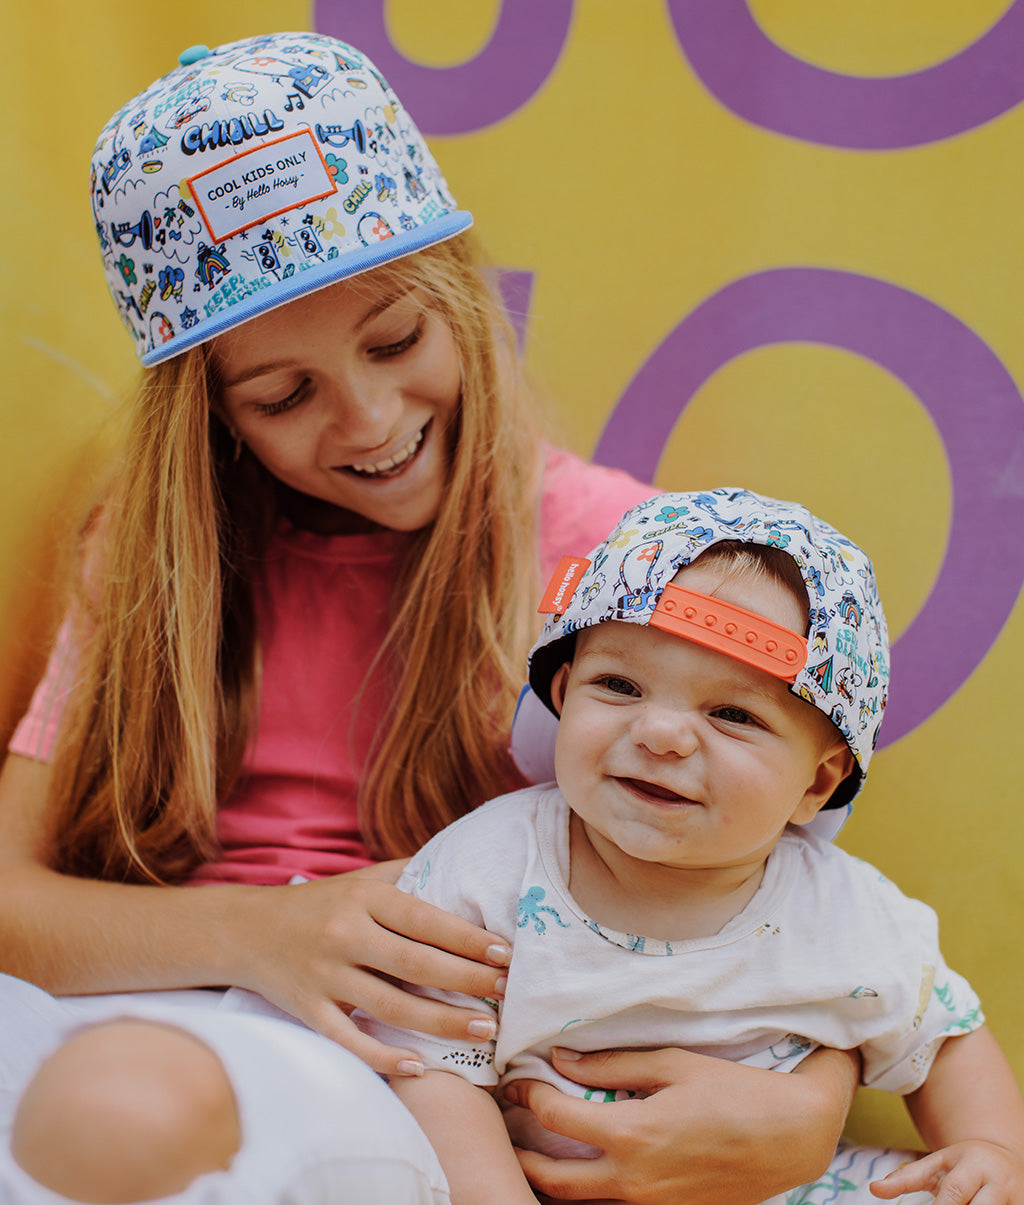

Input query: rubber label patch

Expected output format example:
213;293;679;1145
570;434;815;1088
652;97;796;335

188;129;337;242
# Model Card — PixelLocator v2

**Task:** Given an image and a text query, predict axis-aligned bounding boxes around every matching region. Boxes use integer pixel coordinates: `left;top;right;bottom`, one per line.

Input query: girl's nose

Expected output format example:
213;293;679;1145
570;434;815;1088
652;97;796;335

324;377;402;451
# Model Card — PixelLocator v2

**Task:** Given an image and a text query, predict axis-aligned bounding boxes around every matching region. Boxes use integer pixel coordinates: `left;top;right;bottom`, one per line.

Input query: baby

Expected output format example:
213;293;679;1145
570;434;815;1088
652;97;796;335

361;488;1024;1205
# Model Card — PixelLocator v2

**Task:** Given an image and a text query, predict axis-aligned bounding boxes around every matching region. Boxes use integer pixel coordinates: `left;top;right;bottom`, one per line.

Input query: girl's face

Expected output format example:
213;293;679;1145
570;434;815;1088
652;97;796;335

213;278;462;533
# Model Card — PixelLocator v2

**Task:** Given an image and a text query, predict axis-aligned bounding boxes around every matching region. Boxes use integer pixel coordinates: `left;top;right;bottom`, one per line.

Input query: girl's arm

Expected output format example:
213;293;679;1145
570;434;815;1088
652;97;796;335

0;752;510;1076
506;1044;857;1205
871;1027;1024;1204
391;1071;537;1205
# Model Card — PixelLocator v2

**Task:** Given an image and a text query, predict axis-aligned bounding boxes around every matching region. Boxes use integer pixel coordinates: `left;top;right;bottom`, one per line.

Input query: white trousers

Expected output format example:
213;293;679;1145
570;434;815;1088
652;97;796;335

0;973;933;1204
0;973;450;1204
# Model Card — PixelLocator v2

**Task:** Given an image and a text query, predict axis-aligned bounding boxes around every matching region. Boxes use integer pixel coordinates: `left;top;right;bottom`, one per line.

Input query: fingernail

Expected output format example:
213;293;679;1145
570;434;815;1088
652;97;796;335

486;943;511;966
396;1059;424;1077
504;1083;522;1105
551;1045;580;1061
493;976;508;998
468;1018;497;1040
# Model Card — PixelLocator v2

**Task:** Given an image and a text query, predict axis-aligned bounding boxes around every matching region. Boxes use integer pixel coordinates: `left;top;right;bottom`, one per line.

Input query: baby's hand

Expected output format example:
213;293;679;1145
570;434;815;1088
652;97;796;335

870;1140;1024;1204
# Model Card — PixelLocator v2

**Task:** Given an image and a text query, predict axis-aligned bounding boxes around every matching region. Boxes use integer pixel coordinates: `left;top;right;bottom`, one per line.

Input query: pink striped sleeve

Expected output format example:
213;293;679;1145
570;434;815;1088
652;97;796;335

8;616;79;763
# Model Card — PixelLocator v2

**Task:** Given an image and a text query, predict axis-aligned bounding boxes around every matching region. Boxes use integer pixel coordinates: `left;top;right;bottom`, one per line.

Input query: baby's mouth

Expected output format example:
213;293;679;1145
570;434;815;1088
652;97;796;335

344;424;426;478
620;777;695;806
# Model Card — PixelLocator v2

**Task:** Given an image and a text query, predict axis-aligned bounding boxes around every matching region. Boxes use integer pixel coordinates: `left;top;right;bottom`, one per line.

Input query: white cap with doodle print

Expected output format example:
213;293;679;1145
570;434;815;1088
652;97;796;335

89;31;472;365
526;488;891;828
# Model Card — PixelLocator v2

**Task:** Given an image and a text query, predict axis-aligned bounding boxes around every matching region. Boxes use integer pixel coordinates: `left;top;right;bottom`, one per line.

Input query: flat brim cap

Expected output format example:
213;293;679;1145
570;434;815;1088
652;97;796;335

89;31;472;364
528;488;890;808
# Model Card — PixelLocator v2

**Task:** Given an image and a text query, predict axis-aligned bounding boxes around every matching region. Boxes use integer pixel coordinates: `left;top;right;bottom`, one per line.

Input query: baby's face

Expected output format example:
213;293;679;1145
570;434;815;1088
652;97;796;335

550;562;849;882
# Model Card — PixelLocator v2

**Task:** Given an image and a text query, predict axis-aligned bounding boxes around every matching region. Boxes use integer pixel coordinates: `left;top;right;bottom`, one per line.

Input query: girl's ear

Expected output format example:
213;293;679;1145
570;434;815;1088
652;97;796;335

791;745;855;826
548;663;572;717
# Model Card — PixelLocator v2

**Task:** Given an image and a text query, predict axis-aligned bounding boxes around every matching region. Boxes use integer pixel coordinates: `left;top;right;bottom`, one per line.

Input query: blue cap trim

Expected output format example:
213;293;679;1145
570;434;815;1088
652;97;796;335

140;210;473;366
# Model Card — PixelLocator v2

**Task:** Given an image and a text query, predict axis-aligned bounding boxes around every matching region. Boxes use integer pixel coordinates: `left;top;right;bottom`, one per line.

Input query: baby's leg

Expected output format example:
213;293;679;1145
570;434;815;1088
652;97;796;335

393;1071;539;1205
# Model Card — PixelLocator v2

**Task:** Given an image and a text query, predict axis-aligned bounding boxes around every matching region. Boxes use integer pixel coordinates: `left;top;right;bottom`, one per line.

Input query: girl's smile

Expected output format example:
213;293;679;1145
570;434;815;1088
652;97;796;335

341;423;427;477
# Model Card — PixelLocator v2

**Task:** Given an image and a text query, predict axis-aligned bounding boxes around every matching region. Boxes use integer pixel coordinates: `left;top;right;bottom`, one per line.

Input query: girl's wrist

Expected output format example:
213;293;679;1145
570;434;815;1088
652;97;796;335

201;882;277;992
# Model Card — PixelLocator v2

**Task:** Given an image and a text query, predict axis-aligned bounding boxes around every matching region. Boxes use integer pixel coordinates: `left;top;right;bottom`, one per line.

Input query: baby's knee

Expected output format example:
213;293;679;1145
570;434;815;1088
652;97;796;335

12;1017;240;1203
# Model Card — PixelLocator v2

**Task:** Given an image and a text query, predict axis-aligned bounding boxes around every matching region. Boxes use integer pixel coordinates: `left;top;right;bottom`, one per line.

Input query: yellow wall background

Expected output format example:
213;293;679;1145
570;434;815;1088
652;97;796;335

5;1;1022;1147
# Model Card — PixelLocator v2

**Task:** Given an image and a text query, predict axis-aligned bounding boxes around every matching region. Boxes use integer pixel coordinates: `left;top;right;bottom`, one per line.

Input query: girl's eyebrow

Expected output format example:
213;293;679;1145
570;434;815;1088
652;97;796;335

218;292;413;389
220;358;300;389
353;289;410;331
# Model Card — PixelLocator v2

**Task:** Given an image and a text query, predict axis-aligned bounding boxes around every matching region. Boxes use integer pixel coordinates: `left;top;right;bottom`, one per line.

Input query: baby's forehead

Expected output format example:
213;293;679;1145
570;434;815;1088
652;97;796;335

573;618;775;686
669;557;808;634
572;619;836;738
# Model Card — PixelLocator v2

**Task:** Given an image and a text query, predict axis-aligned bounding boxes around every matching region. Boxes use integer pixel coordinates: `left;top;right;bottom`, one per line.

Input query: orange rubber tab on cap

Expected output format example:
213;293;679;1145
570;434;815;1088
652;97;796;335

650;583;807;681
538;556;591;615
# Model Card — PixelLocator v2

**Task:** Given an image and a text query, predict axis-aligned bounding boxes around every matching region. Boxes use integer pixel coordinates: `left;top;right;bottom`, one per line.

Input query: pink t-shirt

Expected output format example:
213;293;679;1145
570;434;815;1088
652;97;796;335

10;447;652;884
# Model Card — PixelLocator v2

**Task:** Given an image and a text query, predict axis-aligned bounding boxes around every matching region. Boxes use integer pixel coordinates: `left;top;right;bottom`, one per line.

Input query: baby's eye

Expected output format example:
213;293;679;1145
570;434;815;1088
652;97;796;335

598;675;640;697
713;705;756;726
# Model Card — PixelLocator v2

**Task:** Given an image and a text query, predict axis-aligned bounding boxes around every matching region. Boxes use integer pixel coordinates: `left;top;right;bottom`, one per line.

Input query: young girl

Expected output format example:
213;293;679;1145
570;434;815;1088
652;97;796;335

0;31;860;1204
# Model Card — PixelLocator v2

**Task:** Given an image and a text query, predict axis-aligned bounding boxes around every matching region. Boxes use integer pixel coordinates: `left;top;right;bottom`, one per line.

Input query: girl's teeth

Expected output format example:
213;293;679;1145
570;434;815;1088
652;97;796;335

349;430;423;476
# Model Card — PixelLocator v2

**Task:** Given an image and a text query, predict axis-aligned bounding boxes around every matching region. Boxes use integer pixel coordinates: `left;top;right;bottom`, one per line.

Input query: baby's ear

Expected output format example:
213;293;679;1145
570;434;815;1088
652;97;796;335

792;745;855;825
549;663;572;717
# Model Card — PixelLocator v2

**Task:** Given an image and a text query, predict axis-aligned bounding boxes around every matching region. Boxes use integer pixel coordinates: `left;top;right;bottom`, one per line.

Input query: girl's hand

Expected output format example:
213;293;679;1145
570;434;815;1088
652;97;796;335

505;1045;856;1205
870;1140;1024;1204
234;864;510;1077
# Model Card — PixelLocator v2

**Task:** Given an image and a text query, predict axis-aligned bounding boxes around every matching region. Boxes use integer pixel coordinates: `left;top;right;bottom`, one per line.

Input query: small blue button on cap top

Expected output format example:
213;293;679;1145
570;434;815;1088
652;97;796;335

178;45;211;67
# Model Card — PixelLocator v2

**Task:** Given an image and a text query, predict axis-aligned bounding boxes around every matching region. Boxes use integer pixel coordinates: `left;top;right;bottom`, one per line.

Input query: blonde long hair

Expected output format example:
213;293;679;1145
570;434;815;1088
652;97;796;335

45;234;542;882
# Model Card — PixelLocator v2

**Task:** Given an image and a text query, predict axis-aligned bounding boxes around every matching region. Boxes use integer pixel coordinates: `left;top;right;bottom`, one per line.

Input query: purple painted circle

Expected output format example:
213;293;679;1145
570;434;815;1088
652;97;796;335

667;0;1024;148
314;0;574;135
595;268;1024;745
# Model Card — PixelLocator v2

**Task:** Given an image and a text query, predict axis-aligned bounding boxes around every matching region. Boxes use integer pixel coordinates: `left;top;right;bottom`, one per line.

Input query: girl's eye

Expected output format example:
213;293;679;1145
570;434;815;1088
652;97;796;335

599;675;640;697
371;316;425;358
253;380;310;417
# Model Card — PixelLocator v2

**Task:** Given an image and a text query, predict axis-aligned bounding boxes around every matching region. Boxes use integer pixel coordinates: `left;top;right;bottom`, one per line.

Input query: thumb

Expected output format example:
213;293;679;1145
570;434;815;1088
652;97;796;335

550;1045;680;1094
